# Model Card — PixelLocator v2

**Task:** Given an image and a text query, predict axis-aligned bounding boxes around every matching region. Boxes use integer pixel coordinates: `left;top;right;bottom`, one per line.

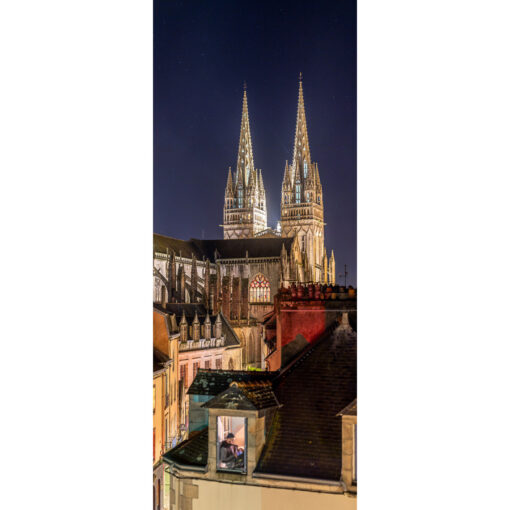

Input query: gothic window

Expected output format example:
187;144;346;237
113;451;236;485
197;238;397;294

296;183;301;203
238;186;243;208
317;195;321;205
306;192;310;202
304;160;308;178
249;274;270;303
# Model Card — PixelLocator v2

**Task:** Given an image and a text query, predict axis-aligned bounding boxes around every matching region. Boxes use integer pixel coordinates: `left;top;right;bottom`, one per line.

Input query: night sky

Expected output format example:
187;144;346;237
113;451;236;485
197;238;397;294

154;0;357;285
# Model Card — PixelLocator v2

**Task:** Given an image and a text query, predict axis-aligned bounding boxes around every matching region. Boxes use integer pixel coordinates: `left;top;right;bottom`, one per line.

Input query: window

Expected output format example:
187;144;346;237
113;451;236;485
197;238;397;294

205;359;211;369
217;416;247;473
295;183;301;203
249;273;270;303
317;195;321;205
304;160;308;178
179;364;188;388
193;361;200;379
215;358;222;369
238;186;243;208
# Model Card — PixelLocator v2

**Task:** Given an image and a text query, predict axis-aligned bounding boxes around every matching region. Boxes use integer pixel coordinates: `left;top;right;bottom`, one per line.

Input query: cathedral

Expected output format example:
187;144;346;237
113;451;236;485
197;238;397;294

153;76;336;368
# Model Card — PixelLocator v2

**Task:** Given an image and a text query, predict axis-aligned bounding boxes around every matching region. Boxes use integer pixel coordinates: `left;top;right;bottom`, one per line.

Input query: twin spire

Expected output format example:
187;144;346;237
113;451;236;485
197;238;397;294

223;76;323;240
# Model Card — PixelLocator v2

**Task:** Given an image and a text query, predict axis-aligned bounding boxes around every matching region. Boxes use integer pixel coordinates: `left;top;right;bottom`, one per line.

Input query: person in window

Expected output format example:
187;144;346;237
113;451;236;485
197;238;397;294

219;432;244;469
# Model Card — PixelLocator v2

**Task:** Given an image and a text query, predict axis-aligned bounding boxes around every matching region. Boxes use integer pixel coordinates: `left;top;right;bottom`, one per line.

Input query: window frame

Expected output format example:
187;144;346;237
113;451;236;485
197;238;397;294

216;415;247;474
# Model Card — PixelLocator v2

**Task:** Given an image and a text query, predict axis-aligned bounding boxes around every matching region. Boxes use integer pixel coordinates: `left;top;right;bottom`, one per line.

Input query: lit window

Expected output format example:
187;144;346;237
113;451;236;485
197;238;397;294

217;416;246;473
317;195;321;204
249;274;270;303
296;183;301;203
304;161;308;178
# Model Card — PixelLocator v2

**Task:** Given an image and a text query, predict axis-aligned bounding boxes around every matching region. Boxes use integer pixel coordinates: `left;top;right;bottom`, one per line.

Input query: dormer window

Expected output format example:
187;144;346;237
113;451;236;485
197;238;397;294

216;416;247;473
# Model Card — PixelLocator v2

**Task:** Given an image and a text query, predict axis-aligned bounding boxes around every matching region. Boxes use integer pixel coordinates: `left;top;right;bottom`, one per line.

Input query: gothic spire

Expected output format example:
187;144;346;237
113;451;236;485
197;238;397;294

258;169;265;193
237;87;255;188
225;167;234;197
292;74;312;183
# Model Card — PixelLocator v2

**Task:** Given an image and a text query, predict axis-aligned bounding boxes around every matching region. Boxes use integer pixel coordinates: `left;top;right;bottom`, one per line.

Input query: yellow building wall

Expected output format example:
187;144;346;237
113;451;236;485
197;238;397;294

153;373;164;464
172;478;356;510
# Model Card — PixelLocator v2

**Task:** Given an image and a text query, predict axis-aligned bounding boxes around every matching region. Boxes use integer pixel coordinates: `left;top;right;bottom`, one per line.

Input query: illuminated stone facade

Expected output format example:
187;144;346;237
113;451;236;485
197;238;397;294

223;88;267;239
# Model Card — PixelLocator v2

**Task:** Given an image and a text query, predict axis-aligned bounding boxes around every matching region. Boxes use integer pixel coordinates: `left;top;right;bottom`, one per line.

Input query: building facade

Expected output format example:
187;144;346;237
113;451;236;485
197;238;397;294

163;316;357;510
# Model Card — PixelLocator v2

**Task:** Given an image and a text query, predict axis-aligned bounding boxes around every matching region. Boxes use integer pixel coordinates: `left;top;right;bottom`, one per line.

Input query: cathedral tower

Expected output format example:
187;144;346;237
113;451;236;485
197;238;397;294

280;75;325;282
223;87;267;239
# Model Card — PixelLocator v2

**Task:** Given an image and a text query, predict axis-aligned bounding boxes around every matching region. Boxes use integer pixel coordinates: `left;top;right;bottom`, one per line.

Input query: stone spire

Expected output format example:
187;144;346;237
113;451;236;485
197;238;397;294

323;253;329;284
280;75;325;284
225;167;234;198
237;87;255;188
223;86;267;239
329;250;336;285
292;73;312;184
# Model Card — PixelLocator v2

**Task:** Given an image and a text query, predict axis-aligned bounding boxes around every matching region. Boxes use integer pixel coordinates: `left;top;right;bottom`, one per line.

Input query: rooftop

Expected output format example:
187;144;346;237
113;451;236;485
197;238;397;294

188;369;277;396
162;429;208;468
255;321;357;480
154;233;294;260
202;381;279;411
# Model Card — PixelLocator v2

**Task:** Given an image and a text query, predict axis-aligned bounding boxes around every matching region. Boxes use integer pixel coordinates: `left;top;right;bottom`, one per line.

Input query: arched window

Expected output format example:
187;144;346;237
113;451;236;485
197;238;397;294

304;160;308;178
249;274;270;303
295;183;301;203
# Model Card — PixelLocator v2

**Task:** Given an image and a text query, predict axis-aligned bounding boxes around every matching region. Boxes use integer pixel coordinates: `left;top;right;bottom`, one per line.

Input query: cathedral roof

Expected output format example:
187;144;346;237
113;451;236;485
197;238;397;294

154;234;294;261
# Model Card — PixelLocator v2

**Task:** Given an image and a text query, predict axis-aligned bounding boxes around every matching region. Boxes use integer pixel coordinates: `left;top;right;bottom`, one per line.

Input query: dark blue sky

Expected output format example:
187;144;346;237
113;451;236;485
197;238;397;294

154;0;356;285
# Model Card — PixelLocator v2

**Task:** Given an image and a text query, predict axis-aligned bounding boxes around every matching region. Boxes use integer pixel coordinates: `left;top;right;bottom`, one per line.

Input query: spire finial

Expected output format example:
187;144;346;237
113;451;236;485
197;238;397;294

299;71;303;82
243;80;247;91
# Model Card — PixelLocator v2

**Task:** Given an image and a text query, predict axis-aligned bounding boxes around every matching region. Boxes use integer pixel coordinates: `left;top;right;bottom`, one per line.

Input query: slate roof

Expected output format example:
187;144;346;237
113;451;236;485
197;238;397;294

154;303;207;320
154;234;294;260
165;322;357;483
202;381;279;411
255;322;357;481
188;369;277;396
338;399;357;417
163;429;208;468
153;348;170;373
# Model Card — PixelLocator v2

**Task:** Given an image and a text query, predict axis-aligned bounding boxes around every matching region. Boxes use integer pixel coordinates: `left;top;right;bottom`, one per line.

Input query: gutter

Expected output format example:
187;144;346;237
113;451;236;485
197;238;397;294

164;459;207;473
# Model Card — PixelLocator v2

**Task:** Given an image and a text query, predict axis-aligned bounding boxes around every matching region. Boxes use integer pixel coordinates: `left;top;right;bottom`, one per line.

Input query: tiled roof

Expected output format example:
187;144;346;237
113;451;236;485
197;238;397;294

154;234;294;260
202;381;279;411
163;429;208;468
255;322;357;481
188;369;277;396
